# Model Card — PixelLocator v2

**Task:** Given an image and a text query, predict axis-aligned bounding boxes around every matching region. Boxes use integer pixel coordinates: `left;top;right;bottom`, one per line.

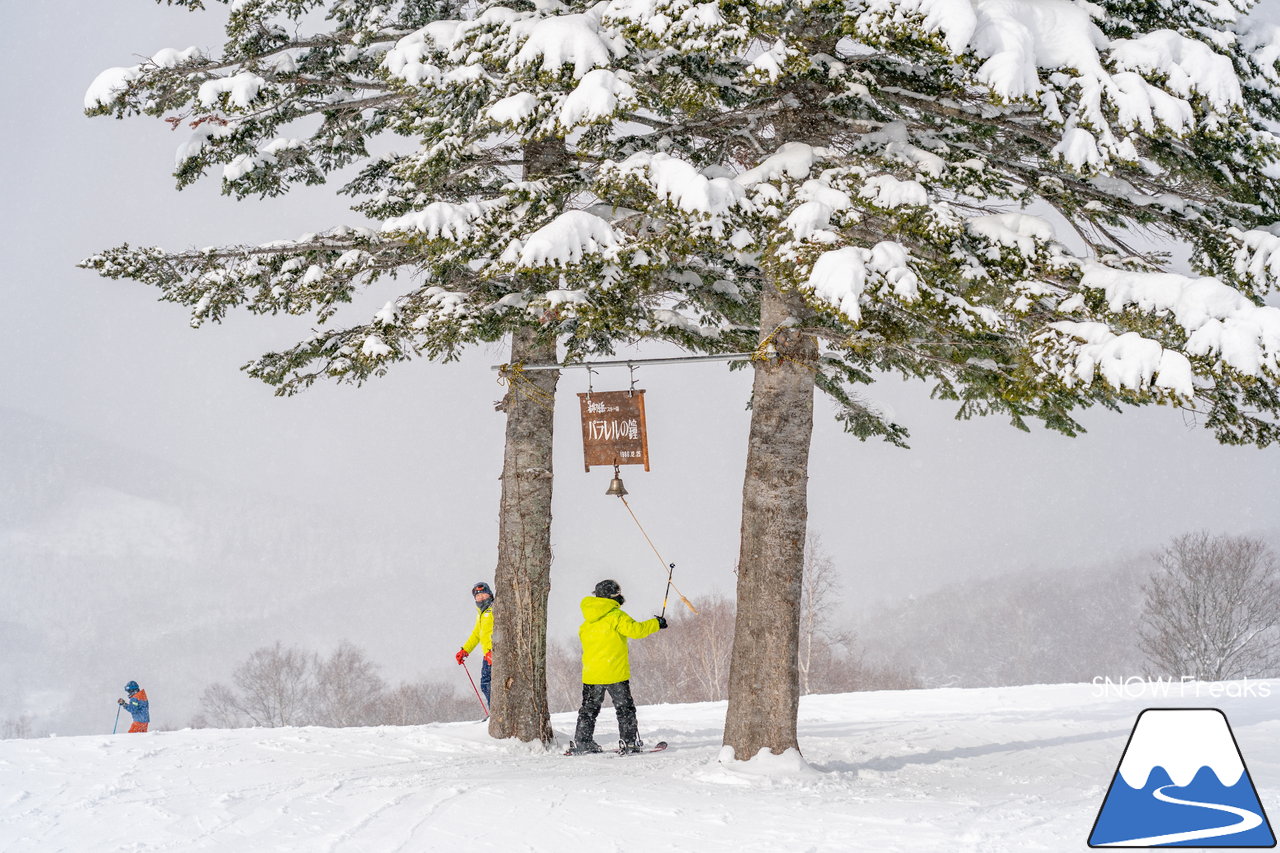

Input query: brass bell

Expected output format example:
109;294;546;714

605;465;628;497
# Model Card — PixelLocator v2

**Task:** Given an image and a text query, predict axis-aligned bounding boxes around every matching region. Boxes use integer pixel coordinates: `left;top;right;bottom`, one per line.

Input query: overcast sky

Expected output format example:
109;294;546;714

3;1;1279;724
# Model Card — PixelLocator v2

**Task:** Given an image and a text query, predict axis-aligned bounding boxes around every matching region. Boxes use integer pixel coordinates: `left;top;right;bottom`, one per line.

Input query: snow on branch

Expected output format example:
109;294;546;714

1080;265;1280;378
1111;30;1243;112
386;4;626;86
558;67;636;127
499;210;622;269
966;213;1058;259
847;0;1262;172
1041;321;1195;395
1231;226;1280;290
509;8;626;78
84;47;205;110
604;152;746;217
381;200;502;242
805;243;920;324
197;71;267;109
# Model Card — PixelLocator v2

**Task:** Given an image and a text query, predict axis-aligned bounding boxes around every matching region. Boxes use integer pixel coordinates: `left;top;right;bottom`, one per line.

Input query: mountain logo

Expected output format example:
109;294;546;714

1089;708;1275;848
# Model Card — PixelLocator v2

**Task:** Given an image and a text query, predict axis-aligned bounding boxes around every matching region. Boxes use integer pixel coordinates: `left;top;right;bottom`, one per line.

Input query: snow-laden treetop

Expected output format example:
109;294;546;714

82;0;1280;444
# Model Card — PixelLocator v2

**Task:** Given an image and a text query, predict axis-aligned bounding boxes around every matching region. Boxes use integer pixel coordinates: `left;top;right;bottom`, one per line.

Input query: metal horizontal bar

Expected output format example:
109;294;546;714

491;353;754;372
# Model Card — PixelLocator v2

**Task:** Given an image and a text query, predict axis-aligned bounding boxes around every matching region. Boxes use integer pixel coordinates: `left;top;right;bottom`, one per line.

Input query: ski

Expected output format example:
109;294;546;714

618;740;667;755
563;740;668;756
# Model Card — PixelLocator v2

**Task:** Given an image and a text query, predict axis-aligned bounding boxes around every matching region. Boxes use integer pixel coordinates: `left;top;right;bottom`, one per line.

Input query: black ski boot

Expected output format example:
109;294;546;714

566;740;603;755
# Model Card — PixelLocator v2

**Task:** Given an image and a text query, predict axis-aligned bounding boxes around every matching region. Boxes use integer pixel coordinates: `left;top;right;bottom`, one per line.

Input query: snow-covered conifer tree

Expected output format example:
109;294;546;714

81;0;749;745
587;0;1280;759
83;0;1280;763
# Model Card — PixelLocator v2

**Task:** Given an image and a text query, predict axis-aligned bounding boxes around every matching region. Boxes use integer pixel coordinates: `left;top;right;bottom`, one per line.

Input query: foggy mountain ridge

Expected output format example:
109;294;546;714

1;405;371;523
858;558;1149;688
1;406;441;736
859;539;1280;689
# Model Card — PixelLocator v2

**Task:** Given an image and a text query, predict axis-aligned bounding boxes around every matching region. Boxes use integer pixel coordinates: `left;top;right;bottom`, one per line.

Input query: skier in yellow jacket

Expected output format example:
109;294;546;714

455;581;494;706
569;579;667;754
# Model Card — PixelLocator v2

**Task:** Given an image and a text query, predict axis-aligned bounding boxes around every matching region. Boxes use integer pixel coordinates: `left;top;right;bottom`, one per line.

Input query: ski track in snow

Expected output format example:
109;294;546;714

0;682;1277;852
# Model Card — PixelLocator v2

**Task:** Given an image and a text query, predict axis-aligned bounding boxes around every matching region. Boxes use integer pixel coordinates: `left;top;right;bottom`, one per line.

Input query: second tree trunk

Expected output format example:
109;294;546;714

723;280;817;759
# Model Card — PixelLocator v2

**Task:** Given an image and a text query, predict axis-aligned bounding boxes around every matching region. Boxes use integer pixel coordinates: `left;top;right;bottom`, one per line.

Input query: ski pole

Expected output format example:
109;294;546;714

460;659;489;718
113;704;121;734
660;562;675;620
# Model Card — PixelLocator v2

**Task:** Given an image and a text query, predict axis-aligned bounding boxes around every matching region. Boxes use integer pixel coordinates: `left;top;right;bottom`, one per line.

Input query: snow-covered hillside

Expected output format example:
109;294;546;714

3;681;1277;851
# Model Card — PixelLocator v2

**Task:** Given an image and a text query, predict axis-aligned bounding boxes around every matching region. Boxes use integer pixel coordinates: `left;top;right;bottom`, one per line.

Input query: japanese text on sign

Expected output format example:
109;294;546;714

578;390;650;472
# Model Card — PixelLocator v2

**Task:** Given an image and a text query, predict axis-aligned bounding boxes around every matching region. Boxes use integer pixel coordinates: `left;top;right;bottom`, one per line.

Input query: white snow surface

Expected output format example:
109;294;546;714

4;681;1278;851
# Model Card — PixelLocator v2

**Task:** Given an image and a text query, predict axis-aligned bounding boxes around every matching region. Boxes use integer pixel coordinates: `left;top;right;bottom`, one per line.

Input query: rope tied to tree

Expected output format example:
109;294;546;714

496;361;556;415
752;322;820;373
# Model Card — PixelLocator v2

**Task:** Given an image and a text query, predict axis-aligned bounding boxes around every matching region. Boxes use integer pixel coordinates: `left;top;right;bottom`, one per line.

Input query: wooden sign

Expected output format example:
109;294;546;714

578;390;650;472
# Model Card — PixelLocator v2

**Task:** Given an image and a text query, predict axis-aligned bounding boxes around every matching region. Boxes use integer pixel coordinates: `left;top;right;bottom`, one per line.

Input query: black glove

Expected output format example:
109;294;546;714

655;615;668;629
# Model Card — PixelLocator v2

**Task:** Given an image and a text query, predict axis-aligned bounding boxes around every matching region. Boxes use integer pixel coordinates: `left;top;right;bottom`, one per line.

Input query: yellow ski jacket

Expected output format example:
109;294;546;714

578;596;660;685
462;603;493;654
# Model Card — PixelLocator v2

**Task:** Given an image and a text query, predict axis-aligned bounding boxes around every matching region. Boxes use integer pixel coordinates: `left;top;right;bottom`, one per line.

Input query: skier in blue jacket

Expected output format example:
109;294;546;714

118;681;150;732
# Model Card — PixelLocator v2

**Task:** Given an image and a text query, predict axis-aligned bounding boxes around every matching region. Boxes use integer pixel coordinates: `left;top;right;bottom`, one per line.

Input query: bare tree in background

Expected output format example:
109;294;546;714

1140;533;1280;681
799;534;854;695
1;714;34;739
631;595;736;704
312;641;387;728
196;642;314;728
545;639;584;713
195;683;248;729
375;681;474;725
236;642;314;727
193;642;474;729
677;596;736;702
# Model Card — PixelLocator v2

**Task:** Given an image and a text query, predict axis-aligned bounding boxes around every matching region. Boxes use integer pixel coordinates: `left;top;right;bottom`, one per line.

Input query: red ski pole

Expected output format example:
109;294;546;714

460;660;489;718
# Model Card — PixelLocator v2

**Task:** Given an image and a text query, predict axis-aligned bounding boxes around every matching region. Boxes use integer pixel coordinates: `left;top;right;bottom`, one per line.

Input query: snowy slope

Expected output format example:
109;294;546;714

3;681;1278;852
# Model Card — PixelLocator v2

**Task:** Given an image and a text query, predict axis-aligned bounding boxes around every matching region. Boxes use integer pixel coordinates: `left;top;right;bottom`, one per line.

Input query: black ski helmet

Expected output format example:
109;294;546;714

471;581;493;602
593;579;624;605
125;681;140;694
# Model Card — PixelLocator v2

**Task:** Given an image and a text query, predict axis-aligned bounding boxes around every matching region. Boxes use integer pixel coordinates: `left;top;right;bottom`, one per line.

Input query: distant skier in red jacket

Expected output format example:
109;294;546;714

118;681;150;733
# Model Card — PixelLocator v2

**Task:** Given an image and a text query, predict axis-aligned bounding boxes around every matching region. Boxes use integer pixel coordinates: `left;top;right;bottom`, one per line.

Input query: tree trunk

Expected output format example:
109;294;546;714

488;137;570;745
723;280;817;759
488;327;559;743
